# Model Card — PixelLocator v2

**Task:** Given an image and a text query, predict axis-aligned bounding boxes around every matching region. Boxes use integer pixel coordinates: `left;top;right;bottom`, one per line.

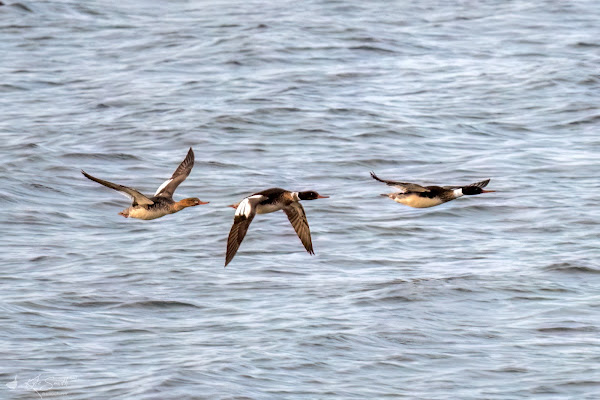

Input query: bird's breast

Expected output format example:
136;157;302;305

393;193;445;208
127;205;171;220
255;202;284;214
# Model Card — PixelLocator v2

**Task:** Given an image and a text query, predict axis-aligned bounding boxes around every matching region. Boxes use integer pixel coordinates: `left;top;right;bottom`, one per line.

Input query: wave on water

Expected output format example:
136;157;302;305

544;262;600;274
114;300;204;310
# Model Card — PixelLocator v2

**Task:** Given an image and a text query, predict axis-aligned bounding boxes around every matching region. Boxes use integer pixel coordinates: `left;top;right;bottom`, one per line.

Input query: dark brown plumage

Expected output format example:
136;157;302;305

225;188;327;267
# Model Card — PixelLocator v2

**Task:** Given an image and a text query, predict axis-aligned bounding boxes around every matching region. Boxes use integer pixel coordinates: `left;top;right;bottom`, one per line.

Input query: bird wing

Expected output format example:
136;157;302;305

283;202;314;255
443;178;490;190
468;178;491;188
370;171;429;193
225;195;265;267
81;170;153;206
154;147;195;198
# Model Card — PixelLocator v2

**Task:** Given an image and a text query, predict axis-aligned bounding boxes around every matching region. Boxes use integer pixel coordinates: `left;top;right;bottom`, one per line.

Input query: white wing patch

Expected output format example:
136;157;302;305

235;195;264;218
154;178;173;196
235;198;251;217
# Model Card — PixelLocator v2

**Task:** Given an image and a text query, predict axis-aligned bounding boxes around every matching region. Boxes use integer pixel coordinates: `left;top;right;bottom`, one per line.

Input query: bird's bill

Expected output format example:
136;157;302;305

227;204;238;209
197;200;210;205
317;195;329;199
481;190;496;193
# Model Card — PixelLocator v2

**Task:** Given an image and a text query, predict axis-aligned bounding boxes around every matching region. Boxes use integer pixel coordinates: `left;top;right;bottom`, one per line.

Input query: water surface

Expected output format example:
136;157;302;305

1;1;599;398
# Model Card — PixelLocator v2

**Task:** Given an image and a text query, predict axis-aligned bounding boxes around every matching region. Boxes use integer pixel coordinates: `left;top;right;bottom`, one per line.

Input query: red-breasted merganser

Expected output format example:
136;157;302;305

225;188;328;267
81;148;208;220
370;171;494;208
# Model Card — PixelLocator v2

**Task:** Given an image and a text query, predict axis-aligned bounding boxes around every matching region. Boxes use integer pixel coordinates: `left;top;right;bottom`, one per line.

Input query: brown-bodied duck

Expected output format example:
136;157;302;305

371;171;494;208
225;188;328;267
81;148;208;220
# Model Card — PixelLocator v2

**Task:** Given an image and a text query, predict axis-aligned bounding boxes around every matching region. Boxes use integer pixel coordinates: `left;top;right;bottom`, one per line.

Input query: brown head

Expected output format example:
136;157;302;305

175;197;209;211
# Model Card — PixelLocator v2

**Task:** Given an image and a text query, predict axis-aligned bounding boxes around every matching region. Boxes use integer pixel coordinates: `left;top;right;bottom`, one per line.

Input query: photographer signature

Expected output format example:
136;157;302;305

6;374;77;399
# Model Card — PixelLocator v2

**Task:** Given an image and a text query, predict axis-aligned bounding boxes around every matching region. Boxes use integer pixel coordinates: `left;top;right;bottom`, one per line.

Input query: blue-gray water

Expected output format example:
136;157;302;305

1;1;599;399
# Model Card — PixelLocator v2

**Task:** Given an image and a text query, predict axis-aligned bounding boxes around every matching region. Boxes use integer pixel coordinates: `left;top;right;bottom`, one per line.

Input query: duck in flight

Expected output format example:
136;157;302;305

370;171;494;208
81;148;208;220
225;188;328;267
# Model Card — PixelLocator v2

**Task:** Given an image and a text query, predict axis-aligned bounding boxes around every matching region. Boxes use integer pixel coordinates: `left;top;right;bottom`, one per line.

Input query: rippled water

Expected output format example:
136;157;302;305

1;0;599;398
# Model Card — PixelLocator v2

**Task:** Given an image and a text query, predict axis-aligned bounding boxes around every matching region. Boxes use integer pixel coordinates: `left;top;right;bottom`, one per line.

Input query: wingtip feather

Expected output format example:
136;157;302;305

478;178;491;188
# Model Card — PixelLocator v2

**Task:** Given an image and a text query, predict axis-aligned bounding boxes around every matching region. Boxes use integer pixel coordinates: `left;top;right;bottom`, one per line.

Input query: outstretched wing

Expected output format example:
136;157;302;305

154;147;195;199
443;178;490;190
468;178;490;189
283;202;314;255
370;171;428;193
225;195;265;267
81;170;153;206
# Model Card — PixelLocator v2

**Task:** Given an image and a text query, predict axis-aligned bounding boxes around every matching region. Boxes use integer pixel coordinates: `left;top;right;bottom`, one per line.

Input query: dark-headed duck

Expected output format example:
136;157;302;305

225;188;328;266
371;171;494;208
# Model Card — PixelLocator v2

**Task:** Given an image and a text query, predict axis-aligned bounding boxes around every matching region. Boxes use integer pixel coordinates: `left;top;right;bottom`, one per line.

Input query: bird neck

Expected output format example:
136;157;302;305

452;188;464;198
